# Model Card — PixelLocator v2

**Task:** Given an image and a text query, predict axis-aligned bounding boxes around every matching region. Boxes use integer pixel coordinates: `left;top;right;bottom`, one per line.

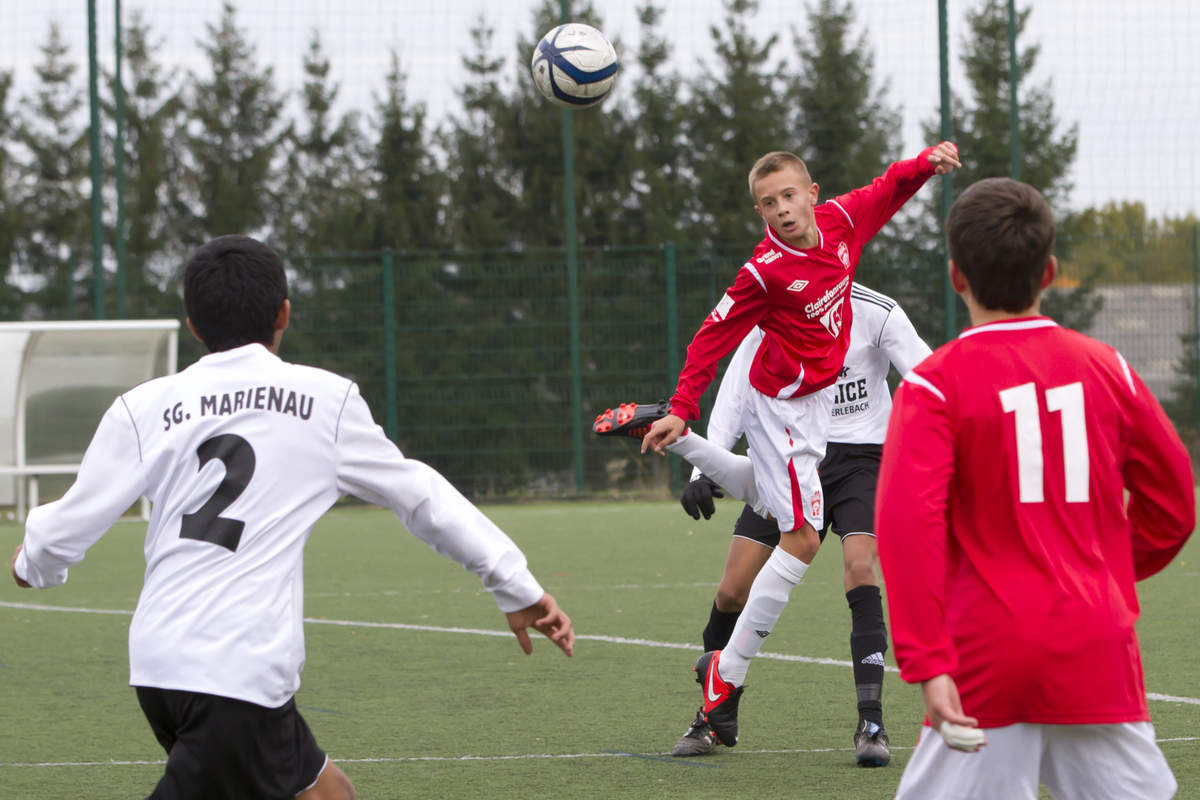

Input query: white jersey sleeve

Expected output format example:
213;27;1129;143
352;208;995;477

690;327;762;482
15;399;148;588
877;302;932;376
828;285;932;444
334;384;543;613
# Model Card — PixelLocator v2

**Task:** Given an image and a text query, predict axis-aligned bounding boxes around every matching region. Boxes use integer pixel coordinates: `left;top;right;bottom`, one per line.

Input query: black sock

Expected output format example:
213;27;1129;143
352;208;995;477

702;602;741;652
847;584;887;727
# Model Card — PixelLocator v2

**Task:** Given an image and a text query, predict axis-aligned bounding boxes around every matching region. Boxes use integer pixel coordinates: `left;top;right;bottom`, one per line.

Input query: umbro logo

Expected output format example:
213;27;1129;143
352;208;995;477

756;250;782;265
755;630;770;639
786;280;809;292
861;652;885;667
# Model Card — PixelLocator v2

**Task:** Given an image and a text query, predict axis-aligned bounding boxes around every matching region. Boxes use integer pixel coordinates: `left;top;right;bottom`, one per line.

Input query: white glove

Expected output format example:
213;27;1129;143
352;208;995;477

939;721;987;752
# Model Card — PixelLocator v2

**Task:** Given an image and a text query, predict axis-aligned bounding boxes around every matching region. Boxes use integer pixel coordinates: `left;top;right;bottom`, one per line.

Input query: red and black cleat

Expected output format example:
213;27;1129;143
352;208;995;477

694;649;743;747
592;400;670;438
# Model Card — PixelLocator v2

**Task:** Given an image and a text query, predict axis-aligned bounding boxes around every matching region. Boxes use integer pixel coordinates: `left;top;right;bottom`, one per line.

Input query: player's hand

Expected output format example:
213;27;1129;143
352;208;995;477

641;413;686;455
928;141;961;175
505;592;574;657
11;544;31;588
921;673;986;752
680;475;724;520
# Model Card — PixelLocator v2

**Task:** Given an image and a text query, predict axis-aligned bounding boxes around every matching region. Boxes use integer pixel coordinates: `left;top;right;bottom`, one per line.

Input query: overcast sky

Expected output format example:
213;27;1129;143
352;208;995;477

4;1;1198;219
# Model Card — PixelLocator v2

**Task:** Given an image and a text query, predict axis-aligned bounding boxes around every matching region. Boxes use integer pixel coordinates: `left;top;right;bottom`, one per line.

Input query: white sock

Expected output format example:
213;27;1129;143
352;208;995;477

717;547;810;686
666;431;764;514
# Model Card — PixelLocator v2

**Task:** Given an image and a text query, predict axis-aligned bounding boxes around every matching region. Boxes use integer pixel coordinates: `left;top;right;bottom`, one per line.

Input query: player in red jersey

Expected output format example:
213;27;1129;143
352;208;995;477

876;177;1194;799
641;143;960;747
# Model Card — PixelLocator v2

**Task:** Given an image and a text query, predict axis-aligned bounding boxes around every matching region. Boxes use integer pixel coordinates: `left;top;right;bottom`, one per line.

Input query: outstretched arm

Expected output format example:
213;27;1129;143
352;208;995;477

832;142;961;243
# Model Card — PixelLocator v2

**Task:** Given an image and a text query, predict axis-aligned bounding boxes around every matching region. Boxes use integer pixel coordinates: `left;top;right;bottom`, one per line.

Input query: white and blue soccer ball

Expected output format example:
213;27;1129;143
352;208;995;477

530;23;618;109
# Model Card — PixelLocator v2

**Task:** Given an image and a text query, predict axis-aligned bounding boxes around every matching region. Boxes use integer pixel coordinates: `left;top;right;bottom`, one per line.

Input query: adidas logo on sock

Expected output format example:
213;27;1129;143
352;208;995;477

755;630;770;639
861;652;885;667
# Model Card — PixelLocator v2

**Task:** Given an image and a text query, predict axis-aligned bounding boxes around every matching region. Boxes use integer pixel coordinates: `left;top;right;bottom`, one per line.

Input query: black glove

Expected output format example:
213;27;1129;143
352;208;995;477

680;474;724;520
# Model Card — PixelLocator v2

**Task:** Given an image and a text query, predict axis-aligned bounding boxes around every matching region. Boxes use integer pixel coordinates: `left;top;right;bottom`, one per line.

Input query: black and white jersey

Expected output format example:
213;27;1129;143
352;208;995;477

14;344;544;708
828;284;931;443
697;284;930;468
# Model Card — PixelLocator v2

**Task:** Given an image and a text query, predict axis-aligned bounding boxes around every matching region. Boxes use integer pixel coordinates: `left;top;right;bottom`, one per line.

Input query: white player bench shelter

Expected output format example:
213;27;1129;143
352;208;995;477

0;320;179;520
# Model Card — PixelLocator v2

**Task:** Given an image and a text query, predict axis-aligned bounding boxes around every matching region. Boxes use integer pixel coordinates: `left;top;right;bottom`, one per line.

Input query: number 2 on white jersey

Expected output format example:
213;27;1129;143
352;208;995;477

999;381;1089;503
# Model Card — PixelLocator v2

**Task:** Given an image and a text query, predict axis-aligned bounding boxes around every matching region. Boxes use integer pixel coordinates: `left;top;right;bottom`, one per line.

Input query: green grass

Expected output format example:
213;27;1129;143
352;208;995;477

2;500;1198;799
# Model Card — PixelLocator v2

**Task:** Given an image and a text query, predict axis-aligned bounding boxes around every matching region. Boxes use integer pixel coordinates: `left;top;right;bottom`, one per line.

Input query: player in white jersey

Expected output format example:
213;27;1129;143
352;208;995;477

10;236;575;800
598;285;929;762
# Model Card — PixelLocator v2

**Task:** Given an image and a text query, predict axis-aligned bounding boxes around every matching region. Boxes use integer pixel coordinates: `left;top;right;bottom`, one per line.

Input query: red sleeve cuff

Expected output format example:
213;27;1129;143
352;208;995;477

916;146;938;177
670;401;699;422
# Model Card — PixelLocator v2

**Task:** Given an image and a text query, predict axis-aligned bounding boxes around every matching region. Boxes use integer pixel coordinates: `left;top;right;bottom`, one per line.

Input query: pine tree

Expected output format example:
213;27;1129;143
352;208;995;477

902;0;1084;341
181;2;286;239
439;15;518;248
275;30;370;262
271;30;373;394
627;2;692;244
930;0;1077;201
685;0;783;247
368;51;442;251
0;69;19;316
107;10;187;317
786;0;901;196
14;23;91;318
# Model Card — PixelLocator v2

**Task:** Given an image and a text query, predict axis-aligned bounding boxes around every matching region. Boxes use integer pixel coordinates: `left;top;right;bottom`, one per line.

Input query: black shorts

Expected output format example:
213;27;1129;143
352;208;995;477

731;502;781;547
729;442;881;547
136;686;327;800
818;442;882;540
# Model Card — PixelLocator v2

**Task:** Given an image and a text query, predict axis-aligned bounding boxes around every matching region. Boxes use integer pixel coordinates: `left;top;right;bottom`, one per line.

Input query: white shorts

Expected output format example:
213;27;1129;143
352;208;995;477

741;386;832;533
895;722;1176;800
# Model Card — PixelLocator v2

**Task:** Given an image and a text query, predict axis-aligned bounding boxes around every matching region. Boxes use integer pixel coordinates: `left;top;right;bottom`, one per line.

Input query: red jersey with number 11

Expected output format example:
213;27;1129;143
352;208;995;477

876;317;1194;726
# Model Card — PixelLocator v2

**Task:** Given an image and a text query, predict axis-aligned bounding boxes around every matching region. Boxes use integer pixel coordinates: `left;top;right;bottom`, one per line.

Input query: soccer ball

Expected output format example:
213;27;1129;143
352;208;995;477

530;23;618;109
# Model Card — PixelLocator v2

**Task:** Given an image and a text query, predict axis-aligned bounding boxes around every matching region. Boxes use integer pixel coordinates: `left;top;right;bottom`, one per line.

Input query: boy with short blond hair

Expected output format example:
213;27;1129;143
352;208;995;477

633;141;960;747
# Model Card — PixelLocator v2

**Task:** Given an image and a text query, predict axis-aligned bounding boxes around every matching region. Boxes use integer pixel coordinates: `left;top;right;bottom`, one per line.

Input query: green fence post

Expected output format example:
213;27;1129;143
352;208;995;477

1193;224;1199;430
1007;0;1022;181
558;0;585;494
114;0;127;318
382;250;399;442
665;242;680;494
87;0;105;320
938;0;956;341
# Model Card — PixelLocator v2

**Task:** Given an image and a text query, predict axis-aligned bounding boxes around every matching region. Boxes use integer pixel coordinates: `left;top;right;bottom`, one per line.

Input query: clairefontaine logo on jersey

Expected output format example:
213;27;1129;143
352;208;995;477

804;275;850;336
837;241;850;268
786;279;809;292
711;292;735;321
820;301;844;338
756;249;782;265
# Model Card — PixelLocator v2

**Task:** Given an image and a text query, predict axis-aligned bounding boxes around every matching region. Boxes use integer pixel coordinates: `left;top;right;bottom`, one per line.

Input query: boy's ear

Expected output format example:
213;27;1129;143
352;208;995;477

1040;256;1058;289
274;299;291;332
948;259;969;294
185;317;204;344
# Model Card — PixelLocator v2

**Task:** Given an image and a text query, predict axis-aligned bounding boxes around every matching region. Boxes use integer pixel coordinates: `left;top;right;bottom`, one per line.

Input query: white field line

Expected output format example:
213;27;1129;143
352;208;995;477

7;739;1200;769
4;600;1200;706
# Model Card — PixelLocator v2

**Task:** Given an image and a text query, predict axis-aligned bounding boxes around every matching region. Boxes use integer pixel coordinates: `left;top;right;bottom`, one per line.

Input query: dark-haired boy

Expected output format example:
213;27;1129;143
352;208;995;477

11;235;575;800
877;178;1193;799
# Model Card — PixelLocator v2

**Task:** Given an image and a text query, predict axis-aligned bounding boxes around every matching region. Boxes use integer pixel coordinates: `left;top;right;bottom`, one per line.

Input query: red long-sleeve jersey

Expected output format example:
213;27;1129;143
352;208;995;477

876;318;1195;726
668;148;937;421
